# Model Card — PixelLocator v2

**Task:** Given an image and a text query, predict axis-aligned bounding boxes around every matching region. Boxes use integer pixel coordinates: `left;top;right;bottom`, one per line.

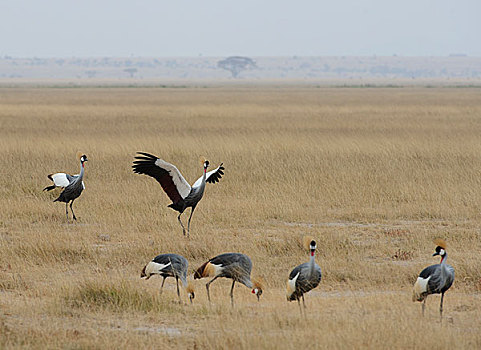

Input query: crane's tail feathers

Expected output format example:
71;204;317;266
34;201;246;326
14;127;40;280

168;202;185;212
434;238;447;249
303;236;315;250
43;185;56;192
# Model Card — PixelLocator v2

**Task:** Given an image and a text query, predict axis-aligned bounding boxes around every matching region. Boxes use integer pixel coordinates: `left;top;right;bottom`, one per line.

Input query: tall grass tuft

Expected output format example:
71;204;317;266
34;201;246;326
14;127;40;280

63;279;173;313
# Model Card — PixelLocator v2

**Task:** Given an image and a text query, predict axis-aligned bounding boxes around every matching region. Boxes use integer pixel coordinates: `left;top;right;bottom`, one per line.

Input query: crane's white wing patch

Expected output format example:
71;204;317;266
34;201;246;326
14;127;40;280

413;276;431;301
210;263;223;276
286;272;300;297
155;159;191;199
145;261;171;276
415;276;430;293
51;173;71;187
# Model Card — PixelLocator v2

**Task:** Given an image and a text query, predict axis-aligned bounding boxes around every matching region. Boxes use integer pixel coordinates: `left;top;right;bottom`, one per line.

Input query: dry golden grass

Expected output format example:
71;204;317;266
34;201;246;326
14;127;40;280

1;86;481;349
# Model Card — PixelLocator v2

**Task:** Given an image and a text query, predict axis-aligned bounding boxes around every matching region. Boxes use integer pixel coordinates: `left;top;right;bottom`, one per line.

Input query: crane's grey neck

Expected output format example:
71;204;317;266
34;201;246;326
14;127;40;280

180;275;188;287
78;161;85;178
309;253;316;274
241;277;253;289
440;252;447;264
197;167;207;190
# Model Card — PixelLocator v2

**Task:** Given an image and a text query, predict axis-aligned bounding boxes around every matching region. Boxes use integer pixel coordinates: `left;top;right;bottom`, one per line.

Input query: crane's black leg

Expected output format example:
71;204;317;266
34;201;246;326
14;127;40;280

301;294;306;309
177;213;186;236
230;280;235;307
65;203;69;221
205;276;219;303
160;276;166;294
440;292;444;320
187;206;196;237
422;298;426;317
70;200;77;220
176;276;181;302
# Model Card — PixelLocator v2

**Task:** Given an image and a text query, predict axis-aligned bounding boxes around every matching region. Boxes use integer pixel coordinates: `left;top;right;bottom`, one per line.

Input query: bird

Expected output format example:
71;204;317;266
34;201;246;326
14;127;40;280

132;152;224;236
194;253;263;306
43;152;88;221
286;239;322;314
141;253;194;303
412;239;455;319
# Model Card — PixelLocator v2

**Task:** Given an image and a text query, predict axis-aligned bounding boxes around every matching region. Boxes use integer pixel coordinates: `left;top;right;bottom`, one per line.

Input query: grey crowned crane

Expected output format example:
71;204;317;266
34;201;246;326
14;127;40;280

412;239;455;319
286;239;322;314
43;153;88;221
194;253;263;306
141;253;194;303
132;152;224;236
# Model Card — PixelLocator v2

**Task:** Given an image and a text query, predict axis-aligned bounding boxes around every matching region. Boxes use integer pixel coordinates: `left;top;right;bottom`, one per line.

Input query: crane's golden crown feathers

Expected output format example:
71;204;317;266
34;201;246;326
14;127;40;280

303;236;315;250
434;238;447;249
252;276;265;291
76;151;84;160
199;156;207;165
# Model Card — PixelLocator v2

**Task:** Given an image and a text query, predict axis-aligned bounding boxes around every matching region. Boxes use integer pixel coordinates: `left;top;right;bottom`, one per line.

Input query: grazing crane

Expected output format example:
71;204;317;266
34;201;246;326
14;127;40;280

132;152;224;236
412;239;455;319
141;253;195;303
43;153;88;221
286;239;322;314
194;253;263;306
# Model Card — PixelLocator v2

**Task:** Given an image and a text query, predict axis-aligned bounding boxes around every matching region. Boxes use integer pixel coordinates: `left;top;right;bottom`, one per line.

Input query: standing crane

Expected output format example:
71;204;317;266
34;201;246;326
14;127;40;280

286;239;322;314
43;153;88;221
132;152;224;236
412;239;455;319
194;253;263;306
141;253;194;303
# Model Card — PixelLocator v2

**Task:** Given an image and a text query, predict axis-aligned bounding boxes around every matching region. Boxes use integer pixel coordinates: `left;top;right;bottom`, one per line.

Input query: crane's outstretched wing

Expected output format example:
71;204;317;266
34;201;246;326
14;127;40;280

132;152;191;204
43;172;75;191
193;163;225;188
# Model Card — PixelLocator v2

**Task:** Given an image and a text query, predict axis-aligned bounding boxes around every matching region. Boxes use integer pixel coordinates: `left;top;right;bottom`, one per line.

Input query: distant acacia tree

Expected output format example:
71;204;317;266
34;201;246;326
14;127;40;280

217;56;256;78
124;68;138;78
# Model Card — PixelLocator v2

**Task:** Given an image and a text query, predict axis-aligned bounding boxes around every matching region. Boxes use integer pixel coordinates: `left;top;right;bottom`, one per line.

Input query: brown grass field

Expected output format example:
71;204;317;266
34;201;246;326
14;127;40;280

1;85;481;349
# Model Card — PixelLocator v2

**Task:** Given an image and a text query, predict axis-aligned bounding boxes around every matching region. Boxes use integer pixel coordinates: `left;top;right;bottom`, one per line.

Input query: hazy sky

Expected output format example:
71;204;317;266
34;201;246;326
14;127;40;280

1;0;479;57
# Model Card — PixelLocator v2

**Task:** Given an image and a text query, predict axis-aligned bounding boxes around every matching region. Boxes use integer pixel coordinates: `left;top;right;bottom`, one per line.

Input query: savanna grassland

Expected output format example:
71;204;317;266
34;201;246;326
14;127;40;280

1;85;481;349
